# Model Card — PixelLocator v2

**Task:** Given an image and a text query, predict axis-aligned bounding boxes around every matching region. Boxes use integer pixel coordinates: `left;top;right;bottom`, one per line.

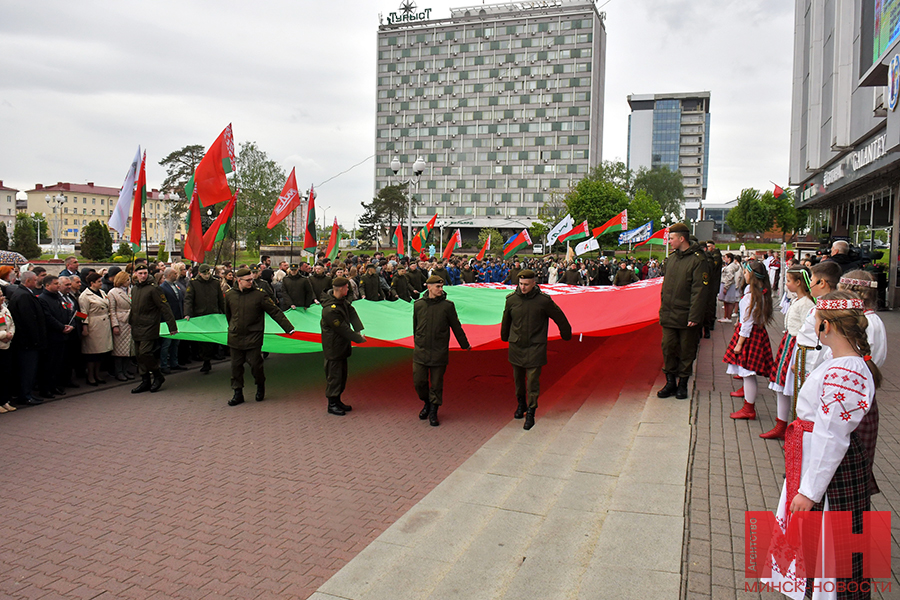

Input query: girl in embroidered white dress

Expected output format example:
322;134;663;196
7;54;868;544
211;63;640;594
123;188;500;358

763;291;881;600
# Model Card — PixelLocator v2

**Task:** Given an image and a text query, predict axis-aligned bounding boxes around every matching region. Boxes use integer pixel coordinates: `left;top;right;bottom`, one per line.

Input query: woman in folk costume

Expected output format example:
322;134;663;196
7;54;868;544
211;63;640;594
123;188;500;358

762;266;815;439
762;291;880;599
791;261;843;402
724;259;776;420
834;271;886;368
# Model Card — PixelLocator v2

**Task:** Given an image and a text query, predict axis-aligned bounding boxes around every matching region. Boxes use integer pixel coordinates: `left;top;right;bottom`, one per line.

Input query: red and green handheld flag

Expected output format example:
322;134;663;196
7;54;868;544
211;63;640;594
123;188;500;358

325;217;340;261
592;209;628;238
195;123;236;208
412;214;437;252
129;150;147;251
442;228;462;260
558;220;590;243
74;311;88;321
635;226;670;246
303;185;317;252
503;229;532;259
476;235;491;261
202;194;237;251
267;167;301;229
392;222;404;257
0;315;6;325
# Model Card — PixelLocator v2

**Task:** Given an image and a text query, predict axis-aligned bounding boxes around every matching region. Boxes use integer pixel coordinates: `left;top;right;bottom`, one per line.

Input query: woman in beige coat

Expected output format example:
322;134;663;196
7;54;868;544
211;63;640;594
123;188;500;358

79;272;113;385
0;286;17;412
107;271;134;381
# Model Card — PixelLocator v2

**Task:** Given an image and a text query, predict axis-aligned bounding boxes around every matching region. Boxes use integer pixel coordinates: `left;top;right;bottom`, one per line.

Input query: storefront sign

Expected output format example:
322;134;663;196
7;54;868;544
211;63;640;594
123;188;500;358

850;134;887;170
386;1;432;25
890;54;900;111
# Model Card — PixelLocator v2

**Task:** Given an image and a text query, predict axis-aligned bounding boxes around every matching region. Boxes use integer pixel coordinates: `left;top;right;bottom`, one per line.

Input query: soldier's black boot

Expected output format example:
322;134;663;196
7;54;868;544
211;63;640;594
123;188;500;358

327;400;345;416
228;389;244;406
657;373;677;398
255;384;265;402
523;409;536;431
419;401;430;420
703;327;711;339
514;398;527;419
199;360;211;374
131;374;152;394
428;404;440;427
336;398;352;412
676;377;690;400
149;371;165;393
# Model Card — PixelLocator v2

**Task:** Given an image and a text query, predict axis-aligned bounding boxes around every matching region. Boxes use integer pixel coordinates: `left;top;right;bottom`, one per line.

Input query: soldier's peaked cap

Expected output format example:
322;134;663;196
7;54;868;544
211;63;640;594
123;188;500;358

669;223;690;234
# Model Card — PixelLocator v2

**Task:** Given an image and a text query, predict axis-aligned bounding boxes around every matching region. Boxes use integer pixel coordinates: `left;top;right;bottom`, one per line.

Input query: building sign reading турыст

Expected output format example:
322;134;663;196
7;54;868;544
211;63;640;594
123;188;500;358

387;1;432;24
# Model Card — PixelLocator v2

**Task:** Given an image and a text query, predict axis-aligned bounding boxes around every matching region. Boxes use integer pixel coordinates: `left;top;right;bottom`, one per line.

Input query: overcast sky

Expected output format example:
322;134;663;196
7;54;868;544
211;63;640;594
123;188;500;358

0;0;793;228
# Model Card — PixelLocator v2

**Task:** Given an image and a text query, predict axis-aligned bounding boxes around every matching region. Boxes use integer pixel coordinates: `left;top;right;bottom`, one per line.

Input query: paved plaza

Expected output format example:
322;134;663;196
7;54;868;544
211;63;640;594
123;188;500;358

1;311;897;599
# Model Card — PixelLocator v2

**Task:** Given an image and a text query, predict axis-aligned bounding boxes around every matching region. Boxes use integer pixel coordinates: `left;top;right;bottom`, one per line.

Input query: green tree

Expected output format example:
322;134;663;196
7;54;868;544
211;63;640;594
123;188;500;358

159;144;205;201
80;220;114;260
232;141;287;251
627;189;664;236
0;223;8;251
763;189;808;242
157;240;169;262
564;177;630;248
590;160;635;195
116;242;134;258
11;214;42;259
358;185;409;246
634;166;684;222
477;227;503;257
726;188;774;240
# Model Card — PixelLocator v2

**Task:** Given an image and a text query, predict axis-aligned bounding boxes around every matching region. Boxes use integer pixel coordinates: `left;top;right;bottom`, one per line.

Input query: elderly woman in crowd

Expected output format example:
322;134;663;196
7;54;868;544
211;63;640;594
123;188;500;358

108;270;134;381
0;286;16;413
79;272;113;385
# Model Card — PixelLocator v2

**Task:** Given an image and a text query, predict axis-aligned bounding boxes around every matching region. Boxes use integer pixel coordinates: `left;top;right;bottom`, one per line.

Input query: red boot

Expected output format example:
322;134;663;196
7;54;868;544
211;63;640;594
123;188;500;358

759;419;787;439
730;401;756;420
730;387;744;398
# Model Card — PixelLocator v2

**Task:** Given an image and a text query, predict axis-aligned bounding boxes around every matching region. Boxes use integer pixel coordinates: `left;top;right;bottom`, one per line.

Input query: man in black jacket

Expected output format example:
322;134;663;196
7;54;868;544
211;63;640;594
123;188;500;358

320;277;366;415
38;276;74;397
9;272;47;404
159;268;185;375
412;276;470;426
184;263;225;373
281;264;314;309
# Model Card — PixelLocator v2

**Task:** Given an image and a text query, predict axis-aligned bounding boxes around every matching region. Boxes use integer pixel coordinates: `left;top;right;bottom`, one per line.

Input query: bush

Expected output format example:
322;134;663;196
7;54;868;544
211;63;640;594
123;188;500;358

116;242;134;257
157;240;168;262
81;220;114;260
11;215;41;259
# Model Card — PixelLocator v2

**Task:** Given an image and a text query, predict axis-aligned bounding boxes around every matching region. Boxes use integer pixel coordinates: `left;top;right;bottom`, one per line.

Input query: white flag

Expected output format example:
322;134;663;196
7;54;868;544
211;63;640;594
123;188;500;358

108;146;141;237
575;237;599;256
547;213;574;245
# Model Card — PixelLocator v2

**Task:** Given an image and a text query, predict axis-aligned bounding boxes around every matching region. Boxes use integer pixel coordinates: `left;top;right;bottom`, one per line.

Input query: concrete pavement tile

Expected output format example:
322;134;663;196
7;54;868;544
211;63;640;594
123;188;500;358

527;449;580;479
554;471;617;513
459;472;520;508
500;474;567;516
541;429;596;458
609;478;686;517
619;435;689;485
376;506;448;547
577;566;681;600
589;511;683;574
406;503;496;564
361;554;452;600
316;540;404;599
456;446;504;475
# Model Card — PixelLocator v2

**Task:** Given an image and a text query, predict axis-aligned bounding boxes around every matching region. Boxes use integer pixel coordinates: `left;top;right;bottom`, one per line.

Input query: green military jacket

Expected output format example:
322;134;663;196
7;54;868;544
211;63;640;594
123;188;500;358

129;279;177;341
185;276;225;317
281;273;314;309
432;267;451;285
224;285;293;349
413;292;470;366
392;273;414;302
500;285;572;368
406;268;426;293
320;290;365;360
659;242;711;329
359;273;384;301
308;273;332;303
706;248;723;287
460;267;476;284
613;269;638;286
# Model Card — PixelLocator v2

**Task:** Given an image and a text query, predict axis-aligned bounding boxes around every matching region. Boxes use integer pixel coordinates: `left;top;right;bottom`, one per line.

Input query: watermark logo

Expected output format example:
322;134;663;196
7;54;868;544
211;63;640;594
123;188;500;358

745;511;891;579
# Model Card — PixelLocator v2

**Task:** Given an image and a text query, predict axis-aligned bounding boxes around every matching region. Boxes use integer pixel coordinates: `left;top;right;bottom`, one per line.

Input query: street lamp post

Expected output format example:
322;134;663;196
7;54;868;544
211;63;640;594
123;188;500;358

390;156;426;257
321;206;332;236
30;212;45;247
44;193;67;259
158;192;180;261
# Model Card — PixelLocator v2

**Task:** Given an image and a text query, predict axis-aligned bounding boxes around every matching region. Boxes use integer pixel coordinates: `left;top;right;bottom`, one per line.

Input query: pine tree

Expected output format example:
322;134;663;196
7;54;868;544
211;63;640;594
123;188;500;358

81;220;114;260
11;215;41;259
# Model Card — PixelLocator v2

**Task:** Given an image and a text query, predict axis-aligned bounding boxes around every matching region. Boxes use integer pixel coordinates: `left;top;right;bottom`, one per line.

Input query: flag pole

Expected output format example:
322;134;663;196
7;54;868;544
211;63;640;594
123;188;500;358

289;207;295;263
233;195;238;267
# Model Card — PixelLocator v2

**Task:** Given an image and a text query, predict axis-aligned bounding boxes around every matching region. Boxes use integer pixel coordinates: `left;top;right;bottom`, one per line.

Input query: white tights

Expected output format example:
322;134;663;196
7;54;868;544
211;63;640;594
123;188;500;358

776;392;790;422
742;375;758;405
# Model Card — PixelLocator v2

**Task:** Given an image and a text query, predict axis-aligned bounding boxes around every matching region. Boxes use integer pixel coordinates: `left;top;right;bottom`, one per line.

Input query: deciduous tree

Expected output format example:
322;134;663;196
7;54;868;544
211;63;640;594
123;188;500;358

232;141;287;251
634;166;684;222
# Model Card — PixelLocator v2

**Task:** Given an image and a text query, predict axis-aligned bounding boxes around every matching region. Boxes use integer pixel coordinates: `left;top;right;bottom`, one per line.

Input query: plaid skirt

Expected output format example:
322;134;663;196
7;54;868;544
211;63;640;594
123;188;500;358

723;322;775;378
768;332;795;391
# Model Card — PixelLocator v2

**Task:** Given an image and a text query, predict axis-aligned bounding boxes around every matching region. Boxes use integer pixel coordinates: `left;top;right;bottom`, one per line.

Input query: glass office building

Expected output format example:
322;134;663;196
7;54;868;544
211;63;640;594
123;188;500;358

626;92;711;202
375;0;607;243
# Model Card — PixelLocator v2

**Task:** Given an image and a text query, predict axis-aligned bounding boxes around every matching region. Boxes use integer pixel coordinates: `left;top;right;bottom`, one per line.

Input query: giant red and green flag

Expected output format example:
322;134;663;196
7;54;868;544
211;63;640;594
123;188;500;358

558;220;590;243
195;124;236;208
475;234;490;261
635;225;670;246
442;228;462;260
412;214;437;252
267;167;301;229
503;229;532;259
592;209;627;238
392;222;404;257
303;185;317;252
108;146;140;240
183;179;206;263
202;194;237;251
325;218;340;261
129;150;147;251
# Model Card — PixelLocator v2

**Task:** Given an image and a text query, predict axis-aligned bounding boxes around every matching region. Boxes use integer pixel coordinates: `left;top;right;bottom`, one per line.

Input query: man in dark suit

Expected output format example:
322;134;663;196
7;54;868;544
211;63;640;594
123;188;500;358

38;275;74;397
159;268;185;375
9;272;47;404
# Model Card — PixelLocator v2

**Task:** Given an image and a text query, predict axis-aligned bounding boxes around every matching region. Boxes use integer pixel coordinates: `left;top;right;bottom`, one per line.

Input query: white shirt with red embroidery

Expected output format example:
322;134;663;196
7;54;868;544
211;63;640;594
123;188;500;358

865;310;886;367
796;355;875;503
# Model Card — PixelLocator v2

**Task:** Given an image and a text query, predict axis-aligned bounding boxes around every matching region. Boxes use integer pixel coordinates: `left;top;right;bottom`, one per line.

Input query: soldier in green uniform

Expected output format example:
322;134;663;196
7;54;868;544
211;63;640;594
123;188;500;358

281;263;314;310
500;269;572;430
308;262;332;303
224;268;294;406
184;263;225;373
320;277;367;415
129;263;178;394
359;264;384;301
413;275;471;426
392;265;415;302
703;240;723;338
406;261;426;296
657;223;711;400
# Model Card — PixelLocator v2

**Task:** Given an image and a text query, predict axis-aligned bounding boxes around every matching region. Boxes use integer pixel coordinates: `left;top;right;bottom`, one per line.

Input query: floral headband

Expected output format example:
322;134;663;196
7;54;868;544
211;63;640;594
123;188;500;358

839;277;878;288
815;297;866;311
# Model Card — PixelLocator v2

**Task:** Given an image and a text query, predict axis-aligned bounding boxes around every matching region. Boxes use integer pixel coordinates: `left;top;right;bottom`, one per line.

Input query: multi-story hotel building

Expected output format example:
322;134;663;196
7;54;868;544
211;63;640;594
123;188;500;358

375;0;607;243
626;91;711;203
